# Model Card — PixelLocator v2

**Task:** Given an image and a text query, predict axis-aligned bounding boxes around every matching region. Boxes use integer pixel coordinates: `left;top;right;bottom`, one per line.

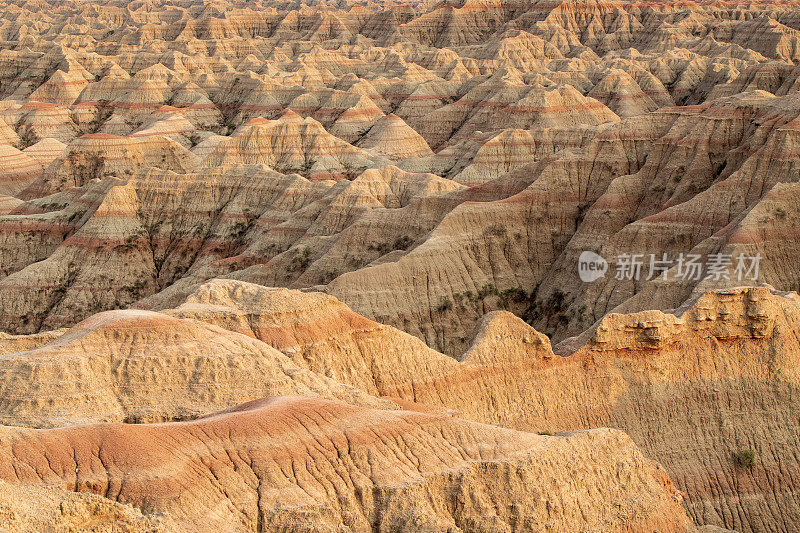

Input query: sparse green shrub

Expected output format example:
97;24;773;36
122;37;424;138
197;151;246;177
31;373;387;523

367;242;390;254
484;224;506;237
354;126;372;143
522;287;572;329
188;133;202;148
341;162;367;180
393;235;413;250
88;100;113;133
68;210;86;223
124;279;147;295
477;283;498;299
320;269;339;283
733;449;756;468
17;126;38;149
439;165;455;178
288;247;313;272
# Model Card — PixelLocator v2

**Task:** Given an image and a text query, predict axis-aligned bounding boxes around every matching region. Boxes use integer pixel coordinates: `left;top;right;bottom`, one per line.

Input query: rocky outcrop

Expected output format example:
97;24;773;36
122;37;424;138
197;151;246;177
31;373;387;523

0;480;178;532
164;281;800;533
355;113;434;160
0;0;799;351
200;111;386;179
0;309;391;427
0;396;693;532
0;278;795;530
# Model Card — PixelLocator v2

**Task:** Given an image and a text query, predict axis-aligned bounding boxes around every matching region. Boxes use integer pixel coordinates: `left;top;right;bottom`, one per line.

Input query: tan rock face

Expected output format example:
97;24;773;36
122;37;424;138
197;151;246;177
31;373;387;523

1;278;791;530
0;308;391;427
0;144;42;196
161;282;800;532
166;279;457;397
326;92;800;356
0;480;179;532
200;111;386;179
0;0;799;531
355;113;433;160
21;133;198;198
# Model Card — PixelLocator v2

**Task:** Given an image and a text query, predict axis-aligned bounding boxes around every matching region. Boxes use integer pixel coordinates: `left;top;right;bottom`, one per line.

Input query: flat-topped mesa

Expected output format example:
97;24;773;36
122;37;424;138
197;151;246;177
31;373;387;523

0;396;693;533
590;286;784;351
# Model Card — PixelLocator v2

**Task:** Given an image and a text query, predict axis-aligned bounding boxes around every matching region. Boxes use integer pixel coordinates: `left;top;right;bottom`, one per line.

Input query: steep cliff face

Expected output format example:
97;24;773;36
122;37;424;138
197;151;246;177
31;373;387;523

326;92;800;355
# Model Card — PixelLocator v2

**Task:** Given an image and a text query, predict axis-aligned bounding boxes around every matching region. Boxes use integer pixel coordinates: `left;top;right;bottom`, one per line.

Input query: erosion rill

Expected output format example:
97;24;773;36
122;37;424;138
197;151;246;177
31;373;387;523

0;0;799;531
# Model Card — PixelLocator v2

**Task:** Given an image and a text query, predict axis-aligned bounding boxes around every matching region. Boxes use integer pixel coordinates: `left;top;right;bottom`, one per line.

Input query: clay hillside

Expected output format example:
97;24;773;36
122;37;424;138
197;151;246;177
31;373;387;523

0;0;799;531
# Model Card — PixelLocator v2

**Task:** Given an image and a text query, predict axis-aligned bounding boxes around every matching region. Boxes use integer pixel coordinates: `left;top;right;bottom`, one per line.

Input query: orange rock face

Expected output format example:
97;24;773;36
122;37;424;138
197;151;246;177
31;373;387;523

166;282;800;531
0;279;797;531
0;396;693;532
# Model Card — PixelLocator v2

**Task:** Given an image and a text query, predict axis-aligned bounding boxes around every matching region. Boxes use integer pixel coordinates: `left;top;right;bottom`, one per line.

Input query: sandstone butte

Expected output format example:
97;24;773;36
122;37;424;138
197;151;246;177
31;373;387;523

0;0;799;531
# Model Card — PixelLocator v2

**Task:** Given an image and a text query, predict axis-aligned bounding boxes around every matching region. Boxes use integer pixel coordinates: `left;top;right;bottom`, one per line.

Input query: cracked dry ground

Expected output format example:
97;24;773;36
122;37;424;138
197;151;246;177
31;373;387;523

1;0;800;531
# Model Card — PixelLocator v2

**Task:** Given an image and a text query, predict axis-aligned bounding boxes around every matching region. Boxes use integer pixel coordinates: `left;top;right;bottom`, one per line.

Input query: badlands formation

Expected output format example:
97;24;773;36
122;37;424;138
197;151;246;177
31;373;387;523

0;0;799;531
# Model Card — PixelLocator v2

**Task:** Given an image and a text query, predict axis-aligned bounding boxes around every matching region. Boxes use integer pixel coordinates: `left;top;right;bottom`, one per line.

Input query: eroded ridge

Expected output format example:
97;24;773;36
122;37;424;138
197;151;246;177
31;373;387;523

0;281;798;530
0;396;691;532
